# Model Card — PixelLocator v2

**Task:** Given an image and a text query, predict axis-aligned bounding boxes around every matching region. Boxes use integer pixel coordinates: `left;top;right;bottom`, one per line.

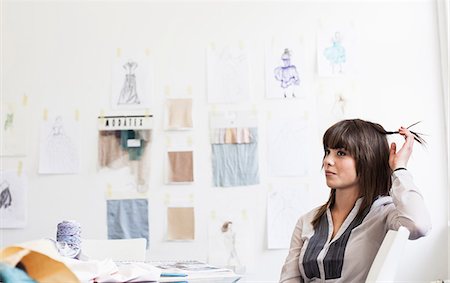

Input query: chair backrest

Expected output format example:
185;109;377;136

365;226;410;283
81;238;147;261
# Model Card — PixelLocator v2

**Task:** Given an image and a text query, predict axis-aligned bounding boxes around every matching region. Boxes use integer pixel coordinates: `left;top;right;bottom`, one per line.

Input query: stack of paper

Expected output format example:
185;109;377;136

151;260;241;283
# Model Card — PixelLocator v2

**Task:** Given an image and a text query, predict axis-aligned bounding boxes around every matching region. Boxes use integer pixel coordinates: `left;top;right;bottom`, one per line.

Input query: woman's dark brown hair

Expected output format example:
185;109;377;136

311;119;393;229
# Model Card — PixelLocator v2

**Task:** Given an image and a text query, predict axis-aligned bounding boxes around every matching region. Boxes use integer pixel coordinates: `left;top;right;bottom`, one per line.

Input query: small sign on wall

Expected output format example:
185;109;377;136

98;115;153;130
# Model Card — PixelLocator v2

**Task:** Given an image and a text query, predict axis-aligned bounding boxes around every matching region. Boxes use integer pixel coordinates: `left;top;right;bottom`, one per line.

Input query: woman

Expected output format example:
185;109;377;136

280;119;431;282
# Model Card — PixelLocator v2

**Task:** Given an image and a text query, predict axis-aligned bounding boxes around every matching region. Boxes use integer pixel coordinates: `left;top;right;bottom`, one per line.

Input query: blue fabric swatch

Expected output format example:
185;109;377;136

107;199;149;247
211;128;259;187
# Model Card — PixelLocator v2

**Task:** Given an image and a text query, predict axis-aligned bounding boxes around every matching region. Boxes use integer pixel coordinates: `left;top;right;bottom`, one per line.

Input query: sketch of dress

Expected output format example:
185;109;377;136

274;48;300;98
42;116;78;173
323;32;346;74
0;181;12;209
118;61;140;105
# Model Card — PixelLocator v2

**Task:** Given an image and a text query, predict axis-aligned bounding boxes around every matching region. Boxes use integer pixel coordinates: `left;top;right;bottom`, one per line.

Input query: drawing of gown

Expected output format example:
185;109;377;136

44;116;78;173
118;61;140;105
274;48;300;98
324;32;346;73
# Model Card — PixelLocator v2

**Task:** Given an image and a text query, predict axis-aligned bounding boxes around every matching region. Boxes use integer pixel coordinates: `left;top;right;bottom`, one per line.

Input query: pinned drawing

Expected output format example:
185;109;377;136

221;221;242;268
267;112;309;176
118;61;140;105
0;171;27;228
1;102;28;156
207;43;250;103
207;194;253;273
323;32;346;74
317;24;357;76
274;49;300;98
112;51;153;109
0;181;12;209
266;40;304;99
267;183;311;249
39;115;80;174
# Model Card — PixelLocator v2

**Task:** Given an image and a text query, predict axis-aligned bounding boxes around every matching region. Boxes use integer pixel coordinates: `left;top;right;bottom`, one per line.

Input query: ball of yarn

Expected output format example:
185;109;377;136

56;220;81;258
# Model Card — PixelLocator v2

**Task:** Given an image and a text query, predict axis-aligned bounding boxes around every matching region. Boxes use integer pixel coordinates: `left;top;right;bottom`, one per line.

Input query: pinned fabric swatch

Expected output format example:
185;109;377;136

211;128;259;187
168;151;194;183
98;130;152;192
107;199;149;245
167;207;195;240
166;99;193;129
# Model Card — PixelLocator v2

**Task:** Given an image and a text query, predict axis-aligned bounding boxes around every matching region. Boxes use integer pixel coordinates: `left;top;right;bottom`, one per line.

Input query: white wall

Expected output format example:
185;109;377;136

1;1;448;282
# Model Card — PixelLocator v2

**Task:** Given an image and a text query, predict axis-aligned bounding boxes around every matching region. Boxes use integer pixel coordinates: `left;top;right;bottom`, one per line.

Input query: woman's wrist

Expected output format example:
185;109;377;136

393;167;407;172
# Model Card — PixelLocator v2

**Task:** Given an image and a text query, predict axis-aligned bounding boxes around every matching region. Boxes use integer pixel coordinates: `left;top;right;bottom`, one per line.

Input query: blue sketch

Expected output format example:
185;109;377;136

274;48;300;98
118;61;140;105
324;32;346;74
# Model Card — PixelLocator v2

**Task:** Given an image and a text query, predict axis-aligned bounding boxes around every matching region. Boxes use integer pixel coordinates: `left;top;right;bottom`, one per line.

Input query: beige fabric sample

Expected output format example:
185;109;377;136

167;99;193;129
168;151;194;182
167;207;195;240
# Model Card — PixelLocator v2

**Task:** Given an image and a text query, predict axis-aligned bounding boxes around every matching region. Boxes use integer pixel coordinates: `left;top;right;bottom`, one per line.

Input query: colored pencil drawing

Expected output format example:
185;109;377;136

274;48;300;98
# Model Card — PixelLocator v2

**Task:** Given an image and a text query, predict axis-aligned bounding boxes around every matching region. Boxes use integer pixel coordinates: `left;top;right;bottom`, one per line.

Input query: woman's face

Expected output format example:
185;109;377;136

323;148;358;191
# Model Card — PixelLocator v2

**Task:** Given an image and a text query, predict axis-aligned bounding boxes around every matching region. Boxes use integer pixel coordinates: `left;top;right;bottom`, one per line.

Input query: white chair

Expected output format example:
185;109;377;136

81;238;147;261
366;226;410;283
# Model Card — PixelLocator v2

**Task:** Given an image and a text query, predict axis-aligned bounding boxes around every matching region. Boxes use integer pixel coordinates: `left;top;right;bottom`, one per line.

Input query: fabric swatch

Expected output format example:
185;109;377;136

107;199;149;246
166;99;193;129
167;207;195;240
168;151;194;183
98;130;151;190
211;128;259;187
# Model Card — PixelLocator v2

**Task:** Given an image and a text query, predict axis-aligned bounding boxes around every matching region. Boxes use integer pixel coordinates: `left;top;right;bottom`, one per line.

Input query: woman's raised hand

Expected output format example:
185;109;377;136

389;127;415;171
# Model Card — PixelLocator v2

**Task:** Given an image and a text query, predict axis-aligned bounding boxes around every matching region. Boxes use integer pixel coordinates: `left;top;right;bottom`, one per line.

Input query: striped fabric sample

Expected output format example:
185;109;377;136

211;128;259;187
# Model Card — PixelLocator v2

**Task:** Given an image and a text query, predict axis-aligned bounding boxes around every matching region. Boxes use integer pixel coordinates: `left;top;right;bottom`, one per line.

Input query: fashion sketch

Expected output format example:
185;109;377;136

39;116;79;174
323;32;346;74
0;181;12;209
221;221;242;268
0;171;27;228
118;61;141;105
274;48;300;98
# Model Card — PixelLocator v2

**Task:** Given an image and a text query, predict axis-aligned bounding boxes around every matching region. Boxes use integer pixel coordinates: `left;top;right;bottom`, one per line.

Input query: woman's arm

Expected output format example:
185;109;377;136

280;217;305;283
386;127;432;239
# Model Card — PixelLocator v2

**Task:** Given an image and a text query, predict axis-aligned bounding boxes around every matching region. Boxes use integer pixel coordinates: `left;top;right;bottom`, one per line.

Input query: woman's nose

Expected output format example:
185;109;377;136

323;155;334;166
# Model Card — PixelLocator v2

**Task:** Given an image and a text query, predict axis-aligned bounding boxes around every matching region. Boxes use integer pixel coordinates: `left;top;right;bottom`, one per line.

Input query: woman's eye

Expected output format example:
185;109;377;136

337;150;346;156
324;149;330;155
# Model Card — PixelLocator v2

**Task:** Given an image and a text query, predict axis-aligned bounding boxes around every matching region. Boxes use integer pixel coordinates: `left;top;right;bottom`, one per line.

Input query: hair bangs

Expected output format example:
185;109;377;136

322;122;359;156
